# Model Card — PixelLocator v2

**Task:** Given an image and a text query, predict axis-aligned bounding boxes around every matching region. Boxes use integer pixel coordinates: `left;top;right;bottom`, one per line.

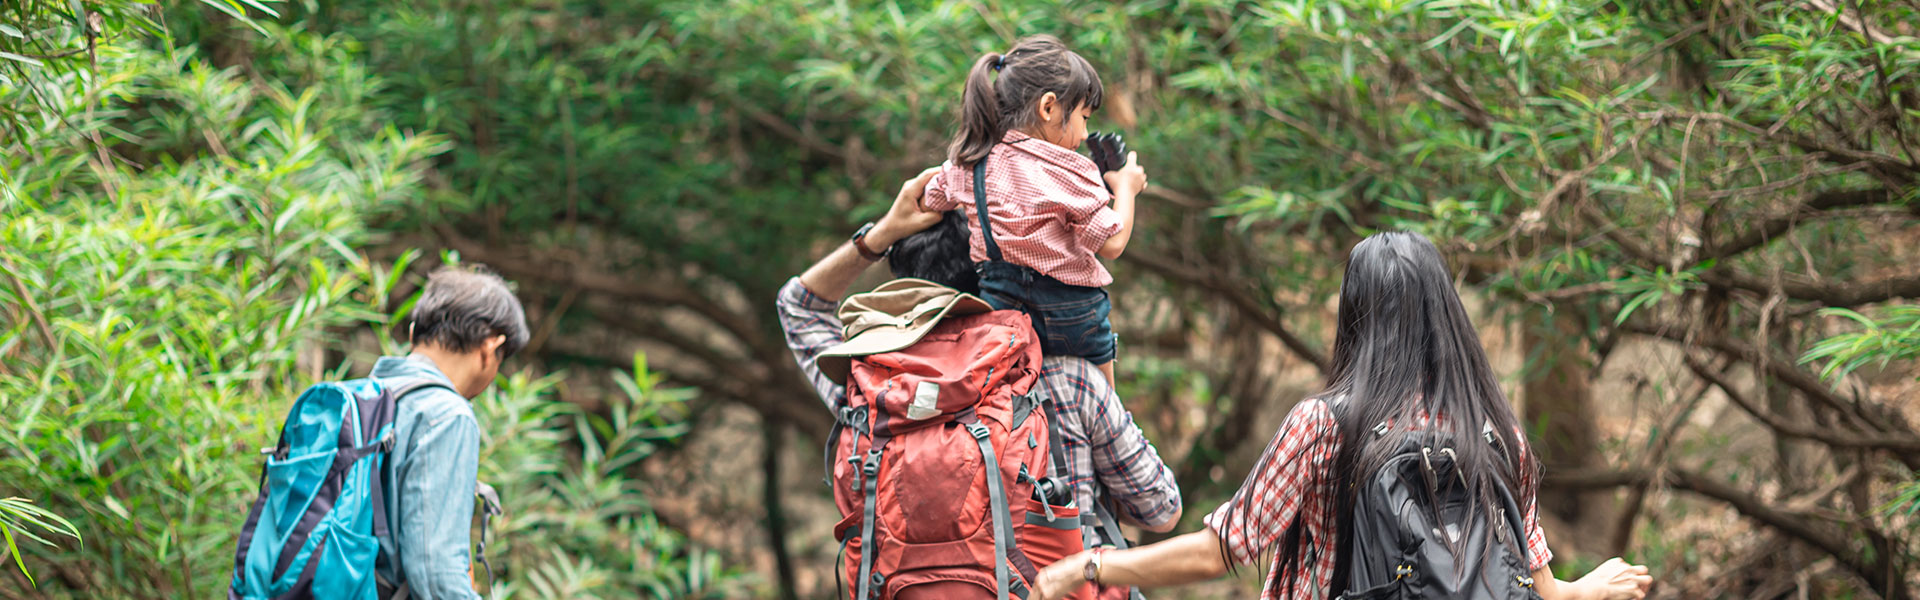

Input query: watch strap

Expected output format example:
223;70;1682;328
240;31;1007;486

851;222;887;261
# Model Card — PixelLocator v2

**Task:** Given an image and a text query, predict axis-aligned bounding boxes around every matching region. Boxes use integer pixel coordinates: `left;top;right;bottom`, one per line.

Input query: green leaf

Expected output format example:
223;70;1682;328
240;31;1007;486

0;52;45;66
1615;289;1662;325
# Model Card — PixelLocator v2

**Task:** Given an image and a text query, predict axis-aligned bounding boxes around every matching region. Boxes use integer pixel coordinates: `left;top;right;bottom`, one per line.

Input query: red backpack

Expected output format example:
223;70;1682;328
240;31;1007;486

826;309;1091;600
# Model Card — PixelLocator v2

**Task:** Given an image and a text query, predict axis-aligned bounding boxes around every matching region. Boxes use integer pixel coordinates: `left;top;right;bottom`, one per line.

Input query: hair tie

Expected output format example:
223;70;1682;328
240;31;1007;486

993;55;1007;71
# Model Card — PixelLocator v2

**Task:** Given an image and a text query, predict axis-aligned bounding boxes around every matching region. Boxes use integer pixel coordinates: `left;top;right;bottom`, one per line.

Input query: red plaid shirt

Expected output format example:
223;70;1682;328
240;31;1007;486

1204;397;1553;600
921;130;1121;288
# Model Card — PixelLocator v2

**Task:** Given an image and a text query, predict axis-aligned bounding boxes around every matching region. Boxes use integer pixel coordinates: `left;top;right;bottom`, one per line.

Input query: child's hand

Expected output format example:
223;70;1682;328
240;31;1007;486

1103;152;1148;199
873;167;944;248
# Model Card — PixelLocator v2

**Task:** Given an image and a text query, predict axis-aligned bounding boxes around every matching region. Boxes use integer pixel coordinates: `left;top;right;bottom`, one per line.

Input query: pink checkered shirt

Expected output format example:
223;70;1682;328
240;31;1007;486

1204;397;1553;600
921;130;1121;288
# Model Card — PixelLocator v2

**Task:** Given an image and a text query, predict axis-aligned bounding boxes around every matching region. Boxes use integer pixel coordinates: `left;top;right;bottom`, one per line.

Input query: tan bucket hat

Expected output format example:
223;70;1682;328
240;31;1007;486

817;278;995;385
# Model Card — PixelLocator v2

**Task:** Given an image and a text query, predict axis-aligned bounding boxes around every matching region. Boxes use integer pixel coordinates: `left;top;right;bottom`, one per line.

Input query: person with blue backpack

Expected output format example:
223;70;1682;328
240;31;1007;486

1030;232;1655;600
232;266;528;600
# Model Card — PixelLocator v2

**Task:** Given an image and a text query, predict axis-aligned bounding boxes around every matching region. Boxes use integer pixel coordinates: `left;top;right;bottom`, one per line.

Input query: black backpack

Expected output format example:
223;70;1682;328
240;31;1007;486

1335;426;1543;600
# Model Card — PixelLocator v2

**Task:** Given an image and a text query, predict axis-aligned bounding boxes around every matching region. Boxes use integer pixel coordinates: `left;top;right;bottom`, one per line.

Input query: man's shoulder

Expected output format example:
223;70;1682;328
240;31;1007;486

1038;355;1104;386
1036;356;1117;416
394;382;474;427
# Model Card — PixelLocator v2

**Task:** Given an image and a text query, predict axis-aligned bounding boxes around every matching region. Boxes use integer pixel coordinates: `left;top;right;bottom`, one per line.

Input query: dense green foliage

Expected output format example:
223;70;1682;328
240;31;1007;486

0;18;741;599
4;0;1918;598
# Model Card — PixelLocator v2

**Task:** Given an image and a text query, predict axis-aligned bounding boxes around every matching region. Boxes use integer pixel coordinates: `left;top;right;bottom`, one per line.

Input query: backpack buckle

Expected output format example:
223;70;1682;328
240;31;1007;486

966;423;991;441
861;450;882;477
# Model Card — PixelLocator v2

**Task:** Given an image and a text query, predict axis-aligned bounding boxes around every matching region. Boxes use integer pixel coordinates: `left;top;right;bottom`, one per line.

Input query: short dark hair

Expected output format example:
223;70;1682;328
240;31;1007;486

888;210;979;295
409;265;530;359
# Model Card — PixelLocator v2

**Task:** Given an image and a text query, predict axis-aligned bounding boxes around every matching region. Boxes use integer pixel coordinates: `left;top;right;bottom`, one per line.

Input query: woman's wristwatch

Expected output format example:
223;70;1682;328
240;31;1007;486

851;222;888;261
1085;547;1109;586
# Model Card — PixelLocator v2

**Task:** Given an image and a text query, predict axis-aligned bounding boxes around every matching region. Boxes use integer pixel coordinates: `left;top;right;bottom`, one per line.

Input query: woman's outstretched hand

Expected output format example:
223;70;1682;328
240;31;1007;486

1031;551;1092;600
1573;557;1653;600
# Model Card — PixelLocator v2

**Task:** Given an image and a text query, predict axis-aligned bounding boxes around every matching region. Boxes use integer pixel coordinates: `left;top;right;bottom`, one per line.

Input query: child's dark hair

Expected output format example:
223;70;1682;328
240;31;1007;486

949;35;1105;167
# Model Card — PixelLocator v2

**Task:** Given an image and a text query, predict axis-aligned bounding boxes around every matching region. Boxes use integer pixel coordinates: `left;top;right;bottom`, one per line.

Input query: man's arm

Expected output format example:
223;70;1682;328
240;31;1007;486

396;399;482;600
778;168;944;409
797;167;942;304
1076;360;1182;532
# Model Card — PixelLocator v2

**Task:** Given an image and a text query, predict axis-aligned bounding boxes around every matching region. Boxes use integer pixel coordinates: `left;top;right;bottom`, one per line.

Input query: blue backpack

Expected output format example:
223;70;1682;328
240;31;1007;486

229;378;448;600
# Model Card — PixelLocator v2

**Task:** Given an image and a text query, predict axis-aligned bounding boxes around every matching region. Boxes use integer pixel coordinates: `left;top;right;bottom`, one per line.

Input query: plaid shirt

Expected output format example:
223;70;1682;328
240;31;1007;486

1204;398;1553;600
775;277;1180;539
921;130;1122;288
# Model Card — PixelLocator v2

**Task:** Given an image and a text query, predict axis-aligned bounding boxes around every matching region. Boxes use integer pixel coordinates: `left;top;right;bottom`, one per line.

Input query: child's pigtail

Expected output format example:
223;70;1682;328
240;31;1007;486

950;52;1004;167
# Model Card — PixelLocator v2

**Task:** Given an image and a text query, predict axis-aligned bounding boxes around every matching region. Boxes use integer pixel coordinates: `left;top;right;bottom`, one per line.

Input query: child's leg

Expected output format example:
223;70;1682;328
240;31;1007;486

1022;280;1116;383
978;262;1119;385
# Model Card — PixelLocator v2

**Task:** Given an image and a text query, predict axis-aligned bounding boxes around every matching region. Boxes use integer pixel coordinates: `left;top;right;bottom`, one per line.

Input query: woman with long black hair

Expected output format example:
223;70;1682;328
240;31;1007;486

1032;231;1653;600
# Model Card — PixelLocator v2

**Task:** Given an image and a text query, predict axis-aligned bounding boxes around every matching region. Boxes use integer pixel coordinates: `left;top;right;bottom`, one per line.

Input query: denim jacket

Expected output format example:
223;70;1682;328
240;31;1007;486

371;355;481;600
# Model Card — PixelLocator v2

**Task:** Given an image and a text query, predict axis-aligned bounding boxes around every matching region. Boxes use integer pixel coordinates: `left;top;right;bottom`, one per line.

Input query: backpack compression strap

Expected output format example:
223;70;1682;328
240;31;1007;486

964;419;1035;600
853;399;893;600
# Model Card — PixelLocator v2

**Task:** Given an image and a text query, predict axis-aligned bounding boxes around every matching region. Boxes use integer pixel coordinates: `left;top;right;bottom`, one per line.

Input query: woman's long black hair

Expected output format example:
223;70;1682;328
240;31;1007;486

1215;231;1541;596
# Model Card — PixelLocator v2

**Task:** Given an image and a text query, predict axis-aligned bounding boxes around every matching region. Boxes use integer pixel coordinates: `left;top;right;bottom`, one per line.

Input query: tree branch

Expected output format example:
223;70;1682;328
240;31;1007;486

0;256;58;352
431;226;766;351
1584;189;1920;306
1616;319;1894;433
1708;269;1920;307
1708;187;1907;259
1635;111;1918;177
1122;249;1330;373
1548;466;1907;599
1682;354;1920;453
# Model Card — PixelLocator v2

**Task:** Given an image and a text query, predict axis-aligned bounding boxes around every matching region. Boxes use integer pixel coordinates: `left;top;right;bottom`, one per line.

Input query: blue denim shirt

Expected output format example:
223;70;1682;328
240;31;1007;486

371;355;481;600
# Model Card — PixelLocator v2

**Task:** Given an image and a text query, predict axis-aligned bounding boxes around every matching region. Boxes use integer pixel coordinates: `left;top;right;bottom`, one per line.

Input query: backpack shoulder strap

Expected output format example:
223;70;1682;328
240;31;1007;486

368;377;456;538
385;379;455;404
1482;420;1537;579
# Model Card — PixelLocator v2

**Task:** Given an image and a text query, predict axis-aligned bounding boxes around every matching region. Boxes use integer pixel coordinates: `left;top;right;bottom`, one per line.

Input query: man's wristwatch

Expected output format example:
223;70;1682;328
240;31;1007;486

851;222;888;261
1085;547;1109;586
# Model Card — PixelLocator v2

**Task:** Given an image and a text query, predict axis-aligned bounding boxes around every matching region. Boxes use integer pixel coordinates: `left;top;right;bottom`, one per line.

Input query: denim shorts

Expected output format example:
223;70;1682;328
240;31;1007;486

975;261;1116;365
